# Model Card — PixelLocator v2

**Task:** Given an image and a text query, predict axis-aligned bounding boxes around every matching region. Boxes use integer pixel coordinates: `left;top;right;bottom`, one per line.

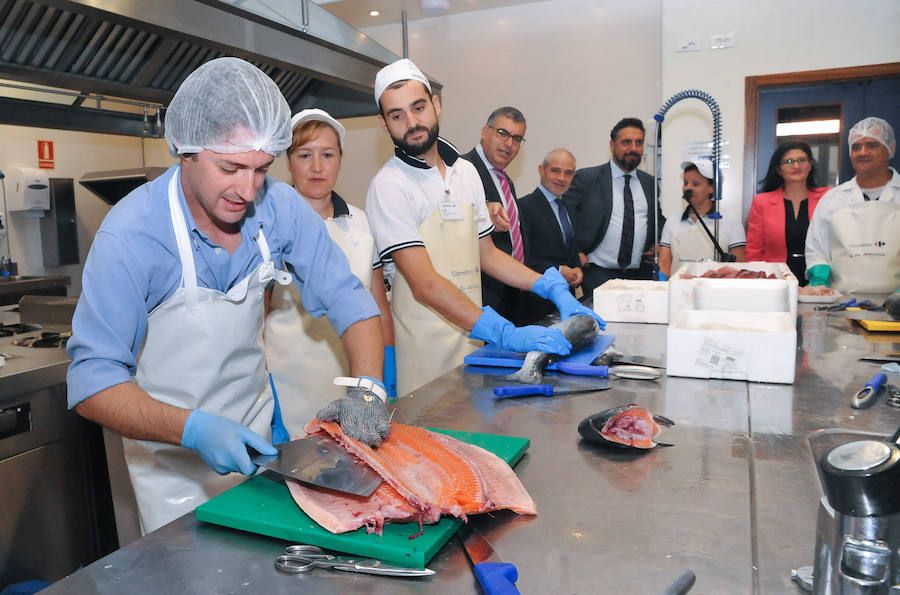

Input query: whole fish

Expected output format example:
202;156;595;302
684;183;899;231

578;404;674;449
505;315;600;384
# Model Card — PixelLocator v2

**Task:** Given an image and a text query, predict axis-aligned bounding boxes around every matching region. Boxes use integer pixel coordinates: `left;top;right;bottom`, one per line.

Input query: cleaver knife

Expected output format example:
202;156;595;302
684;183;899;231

251;434;382;497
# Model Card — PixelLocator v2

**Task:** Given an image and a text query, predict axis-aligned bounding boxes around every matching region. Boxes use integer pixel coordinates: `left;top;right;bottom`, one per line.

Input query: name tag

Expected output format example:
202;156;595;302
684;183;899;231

439;201;463;221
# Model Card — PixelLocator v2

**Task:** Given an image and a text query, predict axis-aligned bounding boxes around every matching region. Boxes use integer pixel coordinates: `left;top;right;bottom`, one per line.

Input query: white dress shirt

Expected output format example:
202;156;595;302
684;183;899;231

587;159;649;269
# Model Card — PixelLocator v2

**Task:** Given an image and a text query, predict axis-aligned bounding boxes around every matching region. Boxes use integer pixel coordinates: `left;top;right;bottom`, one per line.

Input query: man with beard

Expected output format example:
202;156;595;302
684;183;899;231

366;59;605;396
564;118;665;292
461;107;529;323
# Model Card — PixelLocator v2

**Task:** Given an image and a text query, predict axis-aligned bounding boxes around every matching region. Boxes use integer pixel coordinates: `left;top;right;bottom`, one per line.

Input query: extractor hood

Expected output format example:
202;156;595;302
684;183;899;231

79;167;168;205
0;0;442;136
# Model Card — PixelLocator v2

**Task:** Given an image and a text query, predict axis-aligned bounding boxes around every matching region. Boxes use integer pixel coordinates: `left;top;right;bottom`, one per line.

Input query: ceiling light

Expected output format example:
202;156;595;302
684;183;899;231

369;9;381;16
776;119;840;137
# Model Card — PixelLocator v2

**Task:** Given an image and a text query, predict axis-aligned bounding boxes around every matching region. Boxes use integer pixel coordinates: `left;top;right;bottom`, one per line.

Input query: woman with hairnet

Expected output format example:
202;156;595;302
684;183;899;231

65;57;389;534
804;116;900;294
264;108;396;435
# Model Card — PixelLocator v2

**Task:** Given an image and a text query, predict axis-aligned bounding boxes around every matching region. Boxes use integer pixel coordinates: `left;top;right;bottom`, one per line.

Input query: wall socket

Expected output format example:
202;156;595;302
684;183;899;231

677;38;701;52
710;34;735;49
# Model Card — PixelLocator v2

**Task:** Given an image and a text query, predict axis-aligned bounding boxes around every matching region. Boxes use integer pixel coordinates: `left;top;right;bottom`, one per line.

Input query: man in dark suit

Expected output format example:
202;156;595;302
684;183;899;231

461;106;528;323
563;117;665;293
517;148;582;323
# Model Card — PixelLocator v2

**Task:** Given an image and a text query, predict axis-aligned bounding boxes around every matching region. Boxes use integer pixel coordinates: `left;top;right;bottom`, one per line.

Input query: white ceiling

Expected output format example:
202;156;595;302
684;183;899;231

314;0;543;29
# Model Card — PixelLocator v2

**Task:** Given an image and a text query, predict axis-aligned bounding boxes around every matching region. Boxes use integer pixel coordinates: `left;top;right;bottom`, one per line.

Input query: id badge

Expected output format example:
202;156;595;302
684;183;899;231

439;201;463;221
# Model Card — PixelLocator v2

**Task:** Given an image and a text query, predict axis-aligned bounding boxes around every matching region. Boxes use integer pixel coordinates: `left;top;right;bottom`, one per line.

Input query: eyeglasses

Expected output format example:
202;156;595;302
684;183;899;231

488;126;525;145
781;156;810;167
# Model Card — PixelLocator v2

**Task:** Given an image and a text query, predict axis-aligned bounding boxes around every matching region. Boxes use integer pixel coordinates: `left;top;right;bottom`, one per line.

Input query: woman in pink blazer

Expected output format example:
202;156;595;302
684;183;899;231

746;140;830;285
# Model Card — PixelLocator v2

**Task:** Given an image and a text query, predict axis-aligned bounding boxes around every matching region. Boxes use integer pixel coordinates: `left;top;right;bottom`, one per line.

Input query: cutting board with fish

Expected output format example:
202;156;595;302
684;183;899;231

194;428;530;568
463;334;615;369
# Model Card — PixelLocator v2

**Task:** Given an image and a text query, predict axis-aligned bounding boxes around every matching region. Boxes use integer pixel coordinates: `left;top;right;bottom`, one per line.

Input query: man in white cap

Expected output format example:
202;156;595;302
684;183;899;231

805;116;900;293
365;58;605;396
66;57;387;533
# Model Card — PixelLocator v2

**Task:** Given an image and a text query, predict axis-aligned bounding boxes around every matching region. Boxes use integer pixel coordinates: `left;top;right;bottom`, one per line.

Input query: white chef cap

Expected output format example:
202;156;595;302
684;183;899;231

848;117;895;158
374;58;431;107
290;108;346;150
164;57;292;157
681;158;714;180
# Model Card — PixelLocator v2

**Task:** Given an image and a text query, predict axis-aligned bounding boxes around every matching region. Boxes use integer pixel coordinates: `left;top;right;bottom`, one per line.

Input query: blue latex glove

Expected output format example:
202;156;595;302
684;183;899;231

531;267;606;330
807;264;830;287
181;409;276;475
383;345;397;401
470;306;573;355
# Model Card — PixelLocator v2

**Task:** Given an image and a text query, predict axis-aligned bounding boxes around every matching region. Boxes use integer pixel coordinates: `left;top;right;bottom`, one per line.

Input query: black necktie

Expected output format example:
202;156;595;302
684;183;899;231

618;174;634;270
554;197;574;251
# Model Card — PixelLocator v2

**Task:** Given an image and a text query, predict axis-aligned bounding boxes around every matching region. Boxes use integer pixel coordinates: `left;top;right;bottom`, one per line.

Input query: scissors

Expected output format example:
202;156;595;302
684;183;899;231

274;544;435;577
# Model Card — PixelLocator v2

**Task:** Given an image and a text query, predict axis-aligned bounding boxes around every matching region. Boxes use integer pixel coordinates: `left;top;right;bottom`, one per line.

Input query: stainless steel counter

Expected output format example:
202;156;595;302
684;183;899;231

42;307;900;594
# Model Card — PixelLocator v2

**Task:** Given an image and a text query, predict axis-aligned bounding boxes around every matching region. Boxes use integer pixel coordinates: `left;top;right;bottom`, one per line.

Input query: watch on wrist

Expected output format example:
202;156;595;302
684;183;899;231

332;376;388;403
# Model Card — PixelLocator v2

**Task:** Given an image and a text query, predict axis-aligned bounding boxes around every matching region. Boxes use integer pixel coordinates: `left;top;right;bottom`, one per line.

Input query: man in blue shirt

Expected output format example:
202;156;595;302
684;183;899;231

66;57;387;532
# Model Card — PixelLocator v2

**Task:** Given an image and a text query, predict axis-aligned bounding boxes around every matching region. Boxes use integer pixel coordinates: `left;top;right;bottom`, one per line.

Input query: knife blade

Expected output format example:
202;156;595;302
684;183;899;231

492;380;610;399
458;527;520;595
250;434;382;497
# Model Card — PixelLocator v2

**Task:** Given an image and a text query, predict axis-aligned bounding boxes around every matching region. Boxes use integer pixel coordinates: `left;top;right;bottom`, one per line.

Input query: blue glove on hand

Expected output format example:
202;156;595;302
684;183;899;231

383;346;397;401
531;267;607;330
470;306;573;355
181;409;276;475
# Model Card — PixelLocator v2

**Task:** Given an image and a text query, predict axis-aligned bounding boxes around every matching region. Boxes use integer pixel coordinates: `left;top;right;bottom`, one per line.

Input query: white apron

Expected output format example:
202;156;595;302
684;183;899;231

122;169;290;533
829;189;900;293
671;218;730;268
264;214;375;435
392;204;482;396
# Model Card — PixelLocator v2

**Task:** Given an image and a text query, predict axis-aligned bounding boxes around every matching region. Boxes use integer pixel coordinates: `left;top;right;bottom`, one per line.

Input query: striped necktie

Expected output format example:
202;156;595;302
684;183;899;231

492;168;524;262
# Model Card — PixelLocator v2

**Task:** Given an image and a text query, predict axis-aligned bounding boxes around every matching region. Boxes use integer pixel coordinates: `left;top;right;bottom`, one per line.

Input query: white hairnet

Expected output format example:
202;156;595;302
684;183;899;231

374;58;431;107
848;116;895;158
164;57;292;157
291;108;346;150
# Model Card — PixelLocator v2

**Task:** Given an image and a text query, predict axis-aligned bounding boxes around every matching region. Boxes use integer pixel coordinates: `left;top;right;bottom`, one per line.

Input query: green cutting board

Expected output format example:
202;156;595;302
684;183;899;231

194;428;530;568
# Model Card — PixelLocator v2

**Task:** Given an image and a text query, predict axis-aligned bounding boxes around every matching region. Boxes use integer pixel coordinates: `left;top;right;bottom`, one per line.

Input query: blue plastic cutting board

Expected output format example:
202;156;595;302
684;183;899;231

463;334;615;369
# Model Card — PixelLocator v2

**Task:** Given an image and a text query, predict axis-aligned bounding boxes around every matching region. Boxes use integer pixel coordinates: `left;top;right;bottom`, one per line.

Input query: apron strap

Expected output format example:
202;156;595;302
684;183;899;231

167;169;199;313
255;227;292;286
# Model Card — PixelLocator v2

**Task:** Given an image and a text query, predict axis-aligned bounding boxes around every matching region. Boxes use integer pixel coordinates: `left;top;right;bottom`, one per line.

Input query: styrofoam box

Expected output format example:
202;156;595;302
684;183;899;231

669;261;798;322
666;309;797;384
593;279;669;323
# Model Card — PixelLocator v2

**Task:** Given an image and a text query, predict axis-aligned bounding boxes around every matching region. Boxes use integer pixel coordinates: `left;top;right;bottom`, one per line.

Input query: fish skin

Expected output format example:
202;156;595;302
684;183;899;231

505;315;600;384
578;404;675;450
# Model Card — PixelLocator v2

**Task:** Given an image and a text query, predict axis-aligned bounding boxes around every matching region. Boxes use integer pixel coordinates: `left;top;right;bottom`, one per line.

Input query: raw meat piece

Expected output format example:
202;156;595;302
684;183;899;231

286;479;427;535
681;266;777;280
287;420;537;534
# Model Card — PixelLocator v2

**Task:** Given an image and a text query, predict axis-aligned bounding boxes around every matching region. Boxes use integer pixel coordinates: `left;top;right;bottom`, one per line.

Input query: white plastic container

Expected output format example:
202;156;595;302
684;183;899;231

666;309;797;383
593;279;668;324
669;261;798;322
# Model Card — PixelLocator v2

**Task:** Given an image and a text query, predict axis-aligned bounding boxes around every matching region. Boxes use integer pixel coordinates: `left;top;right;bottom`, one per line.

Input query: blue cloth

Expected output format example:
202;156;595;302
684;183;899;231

66;165;380;408
269;373;290;443
383;345;397;401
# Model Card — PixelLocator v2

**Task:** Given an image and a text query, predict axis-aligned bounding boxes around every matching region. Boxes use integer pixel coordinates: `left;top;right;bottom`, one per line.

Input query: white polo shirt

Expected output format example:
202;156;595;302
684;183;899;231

366;137;494;283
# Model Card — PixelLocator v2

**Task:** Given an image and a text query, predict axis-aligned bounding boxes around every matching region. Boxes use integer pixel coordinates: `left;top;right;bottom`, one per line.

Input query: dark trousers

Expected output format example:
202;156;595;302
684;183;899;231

581;263;654;294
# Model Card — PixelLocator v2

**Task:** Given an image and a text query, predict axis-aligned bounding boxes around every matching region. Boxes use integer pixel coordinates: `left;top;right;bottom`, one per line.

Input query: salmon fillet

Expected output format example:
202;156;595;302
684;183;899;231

288;420;537;534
